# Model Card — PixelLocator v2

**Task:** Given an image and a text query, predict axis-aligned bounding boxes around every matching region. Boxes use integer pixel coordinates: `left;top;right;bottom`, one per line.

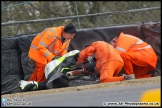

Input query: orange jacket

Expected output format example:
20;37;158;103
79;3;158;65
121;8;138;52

28;26;71;65
77;41;123;71
116;32;157;70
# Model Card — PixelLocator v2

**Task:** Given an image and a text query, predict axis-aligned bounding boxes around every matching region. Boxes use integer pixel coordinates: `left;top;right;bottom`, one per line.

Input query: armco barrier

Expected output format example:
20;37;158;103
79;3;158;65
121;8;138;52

1;22;161;95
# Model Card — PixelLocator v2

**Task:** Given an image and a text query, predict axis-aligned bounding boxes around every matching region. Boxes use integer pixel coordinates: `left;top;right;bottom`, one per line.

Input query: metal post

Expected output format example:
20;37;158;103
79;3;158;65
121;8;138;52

98;2;102;27
75;1;81;29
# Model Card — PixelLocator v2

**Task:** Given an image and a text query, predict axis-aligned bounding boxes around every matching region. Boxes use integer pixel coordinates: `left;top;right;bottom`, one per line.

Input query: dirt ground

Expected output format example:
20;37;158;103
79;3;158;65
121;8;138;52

2;76;160;98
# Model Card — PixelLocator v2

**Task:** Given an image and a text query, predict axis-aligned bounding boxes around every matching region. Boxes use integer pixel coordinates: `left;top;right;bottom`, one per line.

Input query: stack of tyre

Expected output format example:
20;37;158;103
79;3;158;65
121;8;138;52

1;36;23;94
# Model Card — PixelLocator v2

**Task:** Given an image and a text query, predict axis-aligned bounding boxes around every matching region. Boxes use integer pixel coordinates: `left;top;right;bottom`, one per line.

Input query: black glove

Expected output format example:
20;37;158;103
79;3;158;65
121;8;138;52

52;56;61;60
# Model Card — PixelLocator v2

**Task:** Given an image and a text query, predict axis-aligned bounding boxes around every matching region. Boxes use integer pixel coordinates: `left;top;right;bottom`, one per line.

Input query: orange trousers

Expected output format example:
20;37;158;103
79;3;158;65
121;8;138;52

100;60;124;83
28;62;46;82
120;52;152;79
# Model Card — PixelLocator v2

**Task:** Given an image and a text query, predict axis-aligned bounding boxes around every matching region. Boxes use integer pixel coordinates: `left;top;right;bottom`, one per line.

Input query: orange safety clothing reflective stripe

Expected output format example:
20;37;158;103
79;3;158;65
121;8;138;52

116;32;157;70
28;26;70;65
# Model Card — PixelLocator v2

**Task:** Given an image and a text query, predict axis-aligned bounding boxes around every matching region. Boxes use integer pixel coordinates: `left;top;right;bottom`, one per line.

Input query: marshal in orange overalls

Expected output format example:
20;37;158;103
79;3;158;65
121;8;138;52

115;32;157;78
28;26;72;82
77;41;124;83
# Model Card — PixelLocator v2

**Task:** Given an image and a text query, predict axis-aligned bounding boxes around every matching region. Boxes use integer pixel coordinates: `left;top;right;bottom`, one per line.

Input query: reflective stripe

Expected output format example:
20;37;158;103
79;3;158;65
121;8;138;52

40;33;42;38
117;34;151;52
45;29;61;56
145;45;151;48
48;36;57;51
30;43;37;50
138;45;151;50
31;28;62;59
44;51;51;58
124;34;143;45
123;34;148;51
48;29;55;33
116;46;126;52
40;28;63;56
41;28;61;57
35;82;38;89
136;40;143;44
52;50;60;55
46;29;61;55
130;39;144;49
64;48;68;50
62;50;80;58
70;65;76;68
47;36;61;55
60;68;70;72
39;41;47;47
40;28;48;38
40;28;56;40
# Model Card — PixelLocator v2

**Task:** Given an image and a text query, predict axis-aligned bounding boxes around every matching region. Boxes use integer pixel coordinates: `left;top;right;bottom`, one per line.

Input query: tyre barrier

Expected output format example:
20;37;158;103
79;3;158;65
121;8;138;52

1;50;23;95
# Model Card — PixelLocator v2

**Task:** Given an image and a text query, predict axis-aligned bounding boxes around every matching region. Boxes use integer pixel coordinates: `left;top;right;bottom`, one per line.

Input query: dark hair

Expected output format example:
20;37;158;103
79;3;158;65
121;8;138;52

64;23;76;34
108;35;118;43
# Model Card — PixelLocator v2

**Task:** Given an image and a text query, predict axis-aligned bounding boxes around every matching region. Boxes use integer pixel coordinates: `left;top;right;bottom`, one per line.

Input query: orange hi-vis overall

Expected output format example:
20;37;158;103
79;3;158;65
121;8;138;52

77;41;124;83
116;32;157;78
28;26;71;82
